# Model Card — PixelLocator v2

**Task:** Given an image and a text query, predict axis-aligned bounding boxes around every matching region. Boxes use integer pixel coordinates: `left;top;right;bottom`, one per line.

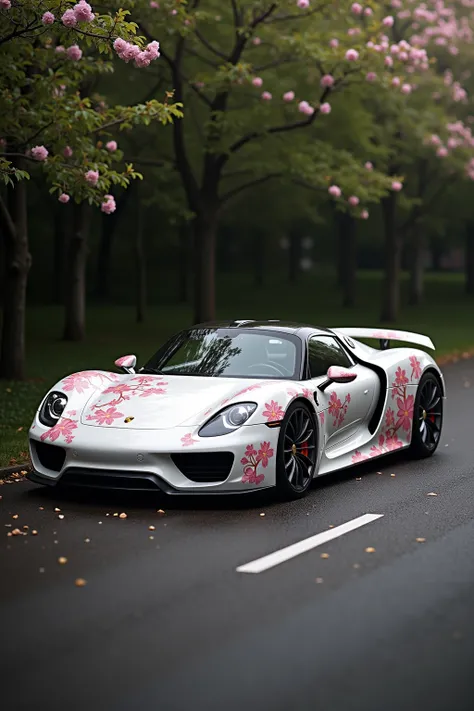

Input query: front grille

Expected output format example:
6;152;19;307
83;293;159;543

170;452;234;483
33;441;66;472
60;468;163;491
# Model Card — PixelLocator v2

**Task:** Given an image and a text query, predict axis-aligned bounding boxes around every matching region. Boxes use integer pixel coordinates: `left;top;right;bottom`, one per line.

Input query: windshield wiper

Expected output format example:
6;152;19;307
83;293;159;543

139;367;166;375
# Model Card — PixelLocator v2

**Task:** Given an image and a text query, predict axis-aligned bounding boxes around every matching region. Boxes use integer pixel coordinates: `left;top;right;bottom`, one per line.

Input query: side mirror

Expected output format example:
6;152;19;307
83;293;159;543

319;365;357;392
114;354;137;374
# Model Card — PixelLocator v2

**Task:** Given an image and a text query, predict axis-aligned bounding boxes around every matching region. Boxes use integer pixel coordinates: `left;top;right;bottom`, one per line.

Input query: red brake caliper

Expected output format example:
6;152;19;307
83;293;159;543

301;441;309;458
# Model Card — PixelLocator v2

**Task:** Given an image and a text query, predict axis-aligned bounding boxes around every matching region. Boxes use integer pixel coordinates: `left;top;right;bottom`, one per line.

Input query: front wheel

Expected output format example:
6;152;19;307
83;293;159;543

409;372;443;459
275;401;318;500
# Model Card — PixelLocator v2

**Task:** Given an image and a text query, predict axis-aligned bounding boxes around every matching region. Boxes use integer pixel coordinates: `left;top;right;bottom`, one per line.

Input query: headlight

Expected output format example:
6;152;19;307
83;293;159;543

198;403;257;437
39;391;68;427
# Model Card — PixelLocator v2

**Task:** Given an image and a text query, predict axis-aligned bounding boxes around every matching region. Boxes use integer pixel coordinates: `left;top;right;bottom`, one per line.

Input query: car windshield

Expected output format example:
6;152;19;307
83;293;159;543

143;328;300;379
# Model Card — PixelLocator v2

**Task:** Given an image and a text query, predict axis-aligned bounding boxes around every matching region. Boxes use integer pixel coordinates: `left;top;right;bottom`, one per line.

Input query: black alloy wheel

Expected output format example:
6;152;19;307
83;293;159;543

410;372;443;458
276;401;317;500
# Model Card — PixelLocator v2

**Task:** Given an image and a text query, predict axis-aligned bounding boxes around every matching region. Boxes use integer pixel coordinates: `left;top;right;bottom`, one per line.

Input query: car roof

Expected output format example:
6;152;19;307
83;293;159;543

190;320;333;339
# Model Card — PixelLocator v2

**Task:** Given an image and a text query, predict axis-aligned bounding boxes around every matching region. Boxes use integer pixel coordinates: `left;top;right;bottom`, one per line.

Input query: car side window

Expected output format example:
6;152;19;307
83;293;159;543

308;336;353;378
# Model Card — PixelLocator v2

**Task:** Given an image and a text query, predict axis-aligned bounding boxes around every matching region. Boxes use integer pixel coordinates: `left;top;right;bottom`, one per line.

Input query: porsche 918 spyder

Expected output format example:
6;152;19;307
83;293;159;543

27;320;445;499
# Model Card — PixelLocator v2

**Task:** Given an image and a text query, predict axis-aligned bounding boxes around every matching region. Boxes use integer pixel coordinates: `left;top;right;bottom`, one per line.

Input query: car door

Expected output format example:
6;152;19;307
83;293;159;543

307;335;380;450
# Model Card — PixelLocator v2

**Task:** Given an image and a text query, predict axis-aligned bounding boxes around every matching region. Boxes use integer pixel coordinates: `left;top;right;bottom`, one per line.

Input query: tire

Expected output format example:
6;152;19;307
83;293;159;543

275;401;318;500
409;372;443;459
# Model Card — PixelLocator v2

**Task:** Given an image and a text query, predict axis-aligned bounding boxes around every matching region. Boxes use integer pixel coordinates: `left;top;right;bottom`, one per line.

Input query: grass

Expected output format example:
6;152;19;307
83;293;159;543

1;268;473;467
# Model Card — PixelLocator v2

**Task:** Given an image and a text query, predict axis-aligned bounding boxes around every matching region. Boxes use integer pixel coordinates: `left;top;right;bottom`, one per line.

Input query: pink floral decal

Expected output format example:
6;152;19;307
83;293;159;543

220;383;261;407
302;388;313;401
351;358;421;463
40;417;77;444
181;432;197;447
115;355;135;368
287;388;298;398
241;441;274;485
92;376;168;409
86;407;124;425
318;411;325;425
410;355;422;380
61;370;118;394
328;391;351;427
373;330;400;339
262;400;285;422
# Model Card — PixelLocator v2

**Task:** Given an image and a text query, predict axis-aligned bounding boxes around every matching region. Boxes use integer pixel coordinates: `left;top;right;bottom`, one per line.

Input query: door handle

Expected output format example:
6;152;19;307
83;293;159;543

364;389;369;394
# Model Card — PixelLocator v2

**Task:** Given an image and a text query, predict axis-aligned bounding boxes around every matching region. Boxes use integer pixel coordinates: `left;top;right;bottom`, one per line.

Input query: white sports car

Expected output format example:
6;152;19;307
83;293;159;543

28;320;445;499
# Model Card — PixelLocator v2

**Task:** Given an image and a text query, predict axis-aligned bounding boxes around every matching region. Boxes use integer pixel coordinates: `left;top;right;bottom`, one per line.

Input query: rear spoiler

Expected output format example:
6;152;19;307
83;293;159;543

332;327;435;351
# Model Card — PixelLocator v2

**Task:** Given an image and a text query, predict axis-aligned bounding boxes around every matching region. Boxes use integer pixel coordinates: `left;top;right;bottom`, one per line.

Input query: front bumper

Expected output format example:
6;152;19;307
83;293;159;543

28;416;279;493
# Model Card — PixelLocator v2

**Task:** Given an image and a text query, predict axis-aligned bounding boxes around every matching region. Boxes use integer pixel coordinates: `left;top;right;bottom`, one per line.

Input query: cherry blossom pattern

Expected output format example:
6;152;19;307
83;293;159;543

86;407;124;425
40;417;78;444
351;356;422;463
60;370;118;394
181;432;198;447
241;442;274;485
92;376;168;409
328;391;351;427
262;400;285;422
318;411;325;425
220;383;261;407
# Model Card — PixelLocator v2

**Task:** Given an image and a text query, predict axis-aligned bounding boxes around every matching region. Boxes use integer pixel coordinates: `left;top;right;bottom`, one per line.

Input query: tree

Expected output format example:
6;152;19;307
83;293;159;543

0;0;182;376
133;0;406;323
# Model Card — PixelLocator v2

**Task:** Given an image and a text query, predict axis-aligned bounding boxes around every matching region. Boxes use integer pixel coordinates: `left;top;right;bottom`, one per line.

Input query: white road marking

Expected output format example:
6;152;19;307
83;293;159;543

236;513;384;574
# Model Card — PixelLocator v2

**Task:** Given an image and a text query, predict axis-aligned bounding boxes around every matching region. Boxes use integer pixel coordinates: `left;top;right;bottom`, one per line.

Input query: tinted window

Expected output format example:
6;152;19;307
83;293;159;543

308;336;352;378
144;329;300;379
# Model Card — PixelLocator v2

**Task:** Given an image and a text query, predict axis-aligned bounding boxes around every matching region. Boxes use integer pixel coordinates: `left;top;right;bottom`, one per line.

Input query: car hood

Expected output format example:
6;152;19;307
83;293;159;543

80;373;268;430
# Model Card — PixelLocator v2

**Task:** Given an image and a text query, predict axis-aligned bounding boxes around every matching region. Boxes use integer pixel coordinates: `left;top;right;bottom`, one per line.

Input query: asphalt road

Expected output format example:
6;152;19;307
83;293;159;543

1;360;474;711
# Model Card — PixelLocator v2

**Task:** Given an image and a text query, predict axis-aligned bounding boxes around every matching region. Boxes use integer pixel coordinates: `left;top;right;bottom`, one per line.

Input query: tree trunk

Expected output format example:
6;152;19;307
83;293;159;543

0;175;31;380
63;202;90;341
254;230;265;287
178;223;188;303
288;229;301;283
52;203;67;304
380;192;400;323
193;212;217;324
408;230;424;305
337;211;357;307
135;199;147;323
465;225;474;296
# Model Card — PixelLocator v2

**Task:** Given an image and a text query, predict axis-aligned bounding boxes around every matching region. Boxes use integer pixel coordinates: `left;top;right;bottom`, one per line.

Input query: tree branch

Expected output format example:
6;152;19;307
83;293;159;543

185;46;220;68
220;172;282;203
194;29;228;60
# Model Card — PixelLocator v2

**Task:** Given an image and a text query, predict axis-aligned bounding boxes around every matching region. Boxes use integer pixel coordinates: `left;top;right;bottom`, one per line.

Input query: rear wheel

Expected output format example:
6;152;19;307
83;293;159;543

409;372;443;459
275;401;317;500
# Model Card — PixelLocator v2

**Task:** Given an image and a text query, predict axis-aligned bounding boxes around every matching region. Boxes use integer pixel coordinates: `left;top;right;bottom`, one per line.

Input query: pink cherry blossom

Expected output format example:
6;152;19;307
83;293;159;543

297;0;310;8
437;146;448;157
145;40;160;60
328;185;341;198
252;77;263;87
391;76;401;87
63;146;73;157
42;11;55;24
364;7;372;15
86;407;124;426
261;91;272;100
320;74;335;88
0;0;11;8
348;195;359;206
106;140;117;152
365;161;373;170
360;209;369;219
150;1;159;7
391;180;403;191
58;193;70;204
85;169;99;185
55;45;65;53
298;100;314;115
345;49;359;61
320;102;331;114
401;83;412;94
30;145;48;161
366;72;377;82
61;9;77;27
351;3;363;14
283;91;295;102
101;196;116;214
329;38;339;48
135;52;151;68
262;400;285;422
66;45;82;61
73;1;94;23
382;15;394;27
253;37;261;46
385;56;393;67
